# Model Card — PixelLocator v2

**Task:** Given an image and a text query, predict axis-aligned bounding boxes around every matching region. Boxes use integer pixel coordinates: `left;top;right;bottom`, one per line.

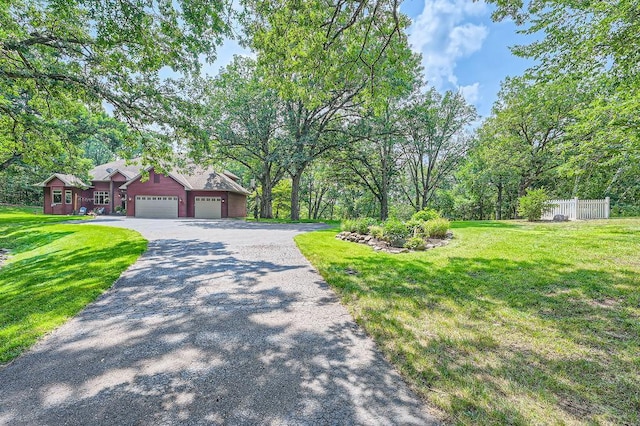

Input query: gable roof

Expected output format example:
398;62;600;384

89;159;144;181
182;167;250;194
119;165;250;194
34;173;91;188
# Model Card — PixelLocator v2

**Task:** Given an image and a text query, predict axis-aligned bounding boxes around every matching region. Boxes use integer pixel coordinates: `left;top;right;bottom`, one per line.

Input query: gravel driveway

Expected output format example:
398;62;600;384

0;218;437;425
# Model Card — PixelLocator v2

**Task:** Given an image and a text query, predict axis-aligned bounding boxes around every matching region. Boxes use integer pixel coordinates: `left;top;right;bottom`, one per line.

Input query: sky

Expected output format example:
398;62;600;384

200;0;537;119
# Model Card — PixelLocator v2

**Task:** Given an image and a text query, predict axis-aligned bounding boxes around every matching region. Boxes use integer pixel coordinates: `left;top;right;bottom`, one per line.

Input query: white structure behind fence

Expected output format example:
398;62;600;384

542;197;610;220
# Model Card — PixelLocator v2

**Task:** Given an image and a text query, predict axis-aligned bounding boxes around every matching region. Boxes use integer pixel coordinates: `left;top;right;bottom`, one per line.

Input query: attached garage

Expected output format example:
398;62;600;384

194;196;222;219
135;195;178;218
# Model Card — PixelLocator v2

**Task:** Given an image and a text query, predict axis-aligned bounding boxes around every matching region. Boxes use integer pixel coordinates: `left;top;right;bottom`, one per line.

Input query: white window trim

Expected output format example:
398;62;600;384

64;190;72;204
94;191;110;205
52;189;62;205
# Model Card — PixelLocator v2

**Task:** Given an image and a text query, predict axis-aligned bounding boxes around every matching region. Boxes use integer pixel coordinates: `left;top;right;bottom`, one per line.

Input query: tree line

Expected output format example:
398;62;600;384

1;0;637;218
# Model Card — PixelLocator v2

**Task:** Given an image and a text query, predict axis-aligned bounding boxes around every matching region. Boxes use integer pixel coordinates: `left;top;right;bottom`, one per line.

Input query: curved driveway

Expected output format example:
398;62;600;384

0;218;437;425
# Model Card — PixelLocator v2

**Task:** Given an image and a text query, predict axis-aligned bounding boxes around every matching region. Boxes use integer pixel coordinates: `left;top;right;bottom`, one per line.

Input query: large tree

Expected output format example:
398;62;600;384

1;0;231;171
242;0;417;220
197;56;284;218
400;88;477;211
340;102;406;220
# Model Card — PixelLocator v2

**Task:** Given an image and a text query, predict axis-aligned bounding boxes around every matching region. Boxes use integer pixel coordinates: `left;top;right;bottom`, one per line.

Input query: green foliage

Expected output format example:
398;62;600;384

518;188;553;221
411;208;441;222
423;217;451;238
1;0;231;173
403;236;425;251
406;219;426;238
341;218;377;234
382;219;410;247
368;225;384;240
296;219;640;425
0;207;146;362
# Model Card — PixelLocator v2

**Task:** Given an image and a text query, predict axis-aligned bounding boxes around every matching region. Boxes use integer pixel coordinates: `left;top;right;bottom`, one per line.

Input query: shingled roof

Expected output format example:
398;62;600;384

181;167;250;194
34;173;91;188
89;159;144;181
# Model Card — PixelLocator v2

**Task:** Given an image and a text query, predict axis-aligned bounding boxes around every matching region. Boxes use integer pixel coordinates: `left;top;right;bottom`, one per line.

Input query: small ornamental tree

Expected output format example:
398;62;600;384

518;188;554;221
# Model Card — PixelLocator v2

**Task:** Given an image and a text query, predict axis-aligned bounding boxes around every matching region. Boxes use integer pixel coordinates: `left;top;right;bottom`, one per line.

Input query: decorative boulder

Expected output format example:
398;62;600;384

553;214;569;222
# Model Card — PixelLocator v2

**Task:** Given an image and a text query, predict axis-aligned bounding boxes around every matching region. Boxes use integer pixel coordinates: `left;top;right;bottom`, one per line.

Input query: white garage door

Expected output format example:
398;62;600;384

135;195;178;218
195;196;221;219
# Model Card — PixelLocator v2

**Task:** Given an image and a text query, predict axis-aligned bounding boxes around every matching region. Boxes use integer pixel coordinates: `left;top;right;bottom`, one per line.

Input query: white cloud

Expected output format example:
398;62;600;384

408;0;488;89
459;82;481;104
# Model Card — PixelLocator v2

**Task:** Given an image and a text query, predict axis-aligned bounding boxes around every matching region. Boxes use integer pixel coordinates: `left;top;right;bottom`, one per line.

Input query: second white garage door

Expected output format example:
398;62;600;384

135;195;178;218
195;196;221;219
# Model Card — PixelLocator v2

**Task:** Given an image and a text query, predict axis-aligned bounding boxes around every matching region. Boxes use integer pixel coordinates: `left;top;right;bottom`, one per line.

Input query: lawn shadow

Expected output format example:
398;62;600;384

0;234;435;424
332;252;639;424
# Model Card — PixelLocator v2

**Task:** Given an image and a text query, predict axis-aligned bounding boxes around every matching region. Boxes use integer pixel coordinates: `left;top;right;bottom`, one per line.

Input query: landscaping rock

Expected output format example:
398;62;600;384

336;230;452;254
553;214;569;222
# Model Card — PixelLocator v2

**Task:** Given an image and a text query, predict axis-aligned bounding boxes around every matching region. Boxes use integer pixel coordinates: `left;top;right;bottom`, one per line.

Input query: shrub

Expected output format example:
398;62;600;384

406;219;427;238
518;188;554;221
404;236;425;250
383;219;410;247
423;217;450;238
368;225;384;239
341;218;377;234
411;208;440;222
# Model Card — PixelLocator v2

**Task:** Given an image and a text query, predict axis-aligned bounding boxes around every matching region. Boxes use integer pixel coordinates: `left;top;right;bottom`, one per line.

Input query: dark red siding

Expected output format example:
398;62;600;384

43;178;82;215
227;193;247;218
125;169;188;217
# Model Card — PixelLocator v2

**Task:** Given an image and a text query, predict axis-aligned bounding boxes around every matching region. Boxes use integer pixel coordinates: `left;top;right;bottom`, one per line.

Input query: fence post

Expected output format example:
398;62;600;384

573;197;579;220
605;196;610;219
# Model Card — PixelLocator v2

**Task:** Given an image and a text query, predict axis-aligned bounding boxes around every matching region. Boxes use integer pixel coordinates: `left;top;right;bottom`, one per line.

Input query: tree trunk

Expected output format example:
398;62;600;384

260;178;273;219
380;191;389;220
290;171;303;221
496;182;503;220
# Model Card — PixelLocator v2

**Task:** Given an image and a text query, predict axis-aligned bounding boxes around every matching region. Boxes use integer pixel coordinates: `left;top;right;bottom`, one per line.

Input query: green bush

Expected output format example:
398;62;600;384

518;188;554;221
341;218;377;234
404;236;426;250
411;208;440;222
369;225;384;239
423;217;450;238
406;219;427;238
383;219;410;247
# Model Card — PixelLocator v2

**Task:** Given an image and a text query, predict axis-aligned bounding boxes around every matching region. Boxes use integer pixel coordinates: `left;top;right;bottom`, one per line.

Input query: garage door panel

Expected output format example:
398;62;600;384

195;196;221;219
135;195;178;218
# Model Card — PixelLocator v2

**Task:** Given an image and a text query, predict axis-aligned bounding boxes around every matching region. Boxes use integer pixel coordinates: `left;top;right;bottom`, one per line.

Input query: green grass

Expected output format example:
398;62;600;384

295;219;640;425
0;206;147;363
244;217;341;225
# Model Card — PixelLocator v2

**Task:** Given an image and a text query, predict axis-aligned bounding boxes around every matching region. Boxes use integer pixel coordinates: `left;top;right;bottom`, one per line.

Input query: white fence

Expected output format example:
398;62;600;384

542;197;610;220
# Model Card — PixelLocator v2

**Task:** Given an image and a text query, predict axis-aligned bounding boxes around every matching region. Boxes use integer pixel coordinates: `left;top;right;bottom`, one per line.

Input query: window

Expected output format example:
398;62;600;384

154;174;160;183
65;190;72;204
52;190;62;204
94;191;110;205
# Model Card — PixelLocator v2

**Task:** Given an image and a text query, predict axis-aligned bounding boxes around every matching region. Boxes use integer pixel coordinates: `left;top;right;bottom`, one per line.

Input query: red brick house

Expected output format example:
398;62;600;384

36;159;249;218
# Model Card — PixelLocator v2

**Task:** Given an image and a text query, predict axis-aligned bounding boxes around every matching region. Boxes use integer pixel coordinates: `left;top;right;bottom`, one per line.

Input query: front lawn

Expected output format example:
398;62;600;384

296;219;640;425
0;206;147;363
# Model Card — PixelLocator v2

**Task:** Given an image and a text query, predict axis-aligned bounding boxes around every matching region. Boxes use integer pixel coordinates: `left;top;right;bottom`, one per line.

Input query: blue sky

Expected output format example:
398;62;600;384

200;0;537;119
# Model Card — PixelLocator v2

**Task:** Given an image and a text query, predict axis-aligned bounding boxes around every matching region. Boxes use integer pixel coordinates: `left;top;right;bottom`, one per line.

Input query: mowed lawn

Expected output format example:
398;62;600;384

296;219;640;425
0;206;146;363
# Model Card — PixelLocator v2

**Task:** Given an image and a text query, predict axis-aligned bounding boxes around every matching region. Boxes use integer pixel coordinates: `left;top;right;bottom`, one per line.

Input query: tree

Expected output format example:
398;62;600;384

242;0;417;220
487;0;639;199
1;0;232;171
400;88;477;211
481;77;578;199
197;56;284;218
340;101;406;220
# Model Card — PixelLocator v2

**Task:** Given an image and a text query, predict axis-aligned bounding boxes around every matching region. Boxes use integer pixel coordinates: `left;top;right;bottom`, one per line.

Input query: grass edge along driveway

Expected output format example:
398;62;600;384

295;219;640;425
0;206;147;364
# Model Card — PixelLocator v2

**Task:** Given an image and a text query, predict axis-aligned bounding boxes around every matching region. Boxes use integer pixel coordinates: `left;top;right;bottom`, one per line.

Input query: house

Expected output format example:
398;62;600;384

35;159;250;218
